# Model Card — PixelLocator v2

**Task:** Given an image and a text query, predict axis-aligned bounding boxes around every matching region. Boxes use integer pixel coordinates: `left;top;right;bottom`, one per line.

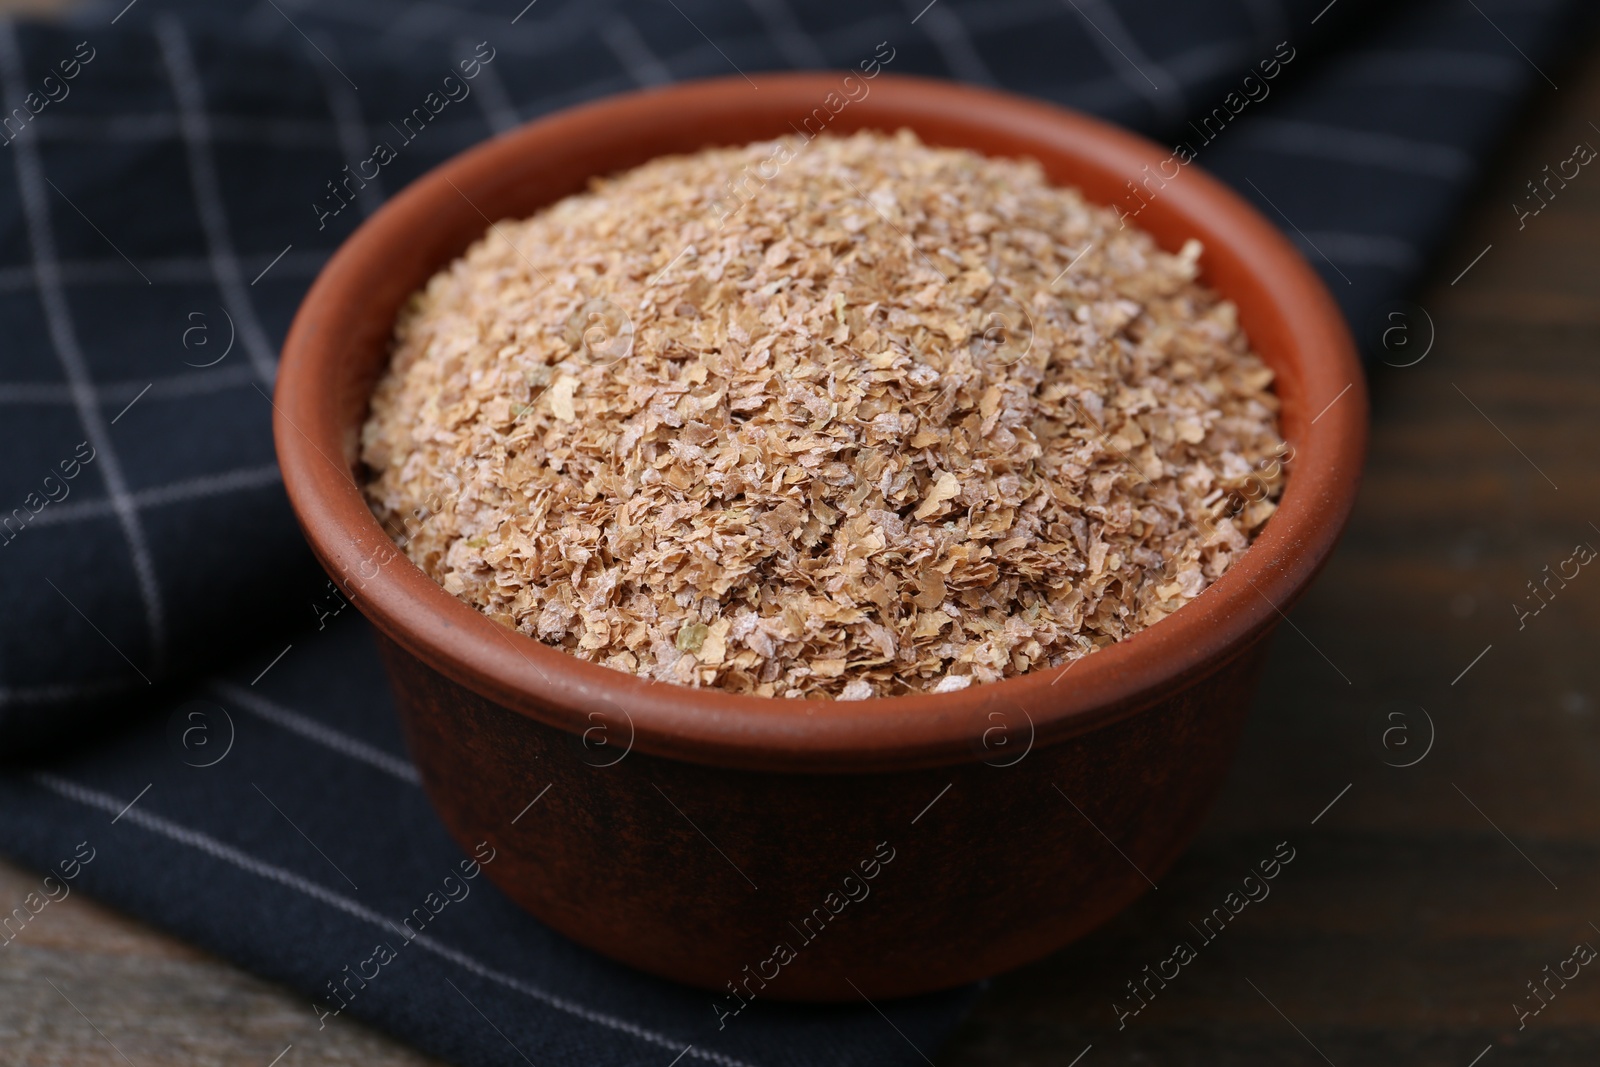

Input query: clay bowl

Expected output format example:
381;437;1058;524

275;72;1365;1001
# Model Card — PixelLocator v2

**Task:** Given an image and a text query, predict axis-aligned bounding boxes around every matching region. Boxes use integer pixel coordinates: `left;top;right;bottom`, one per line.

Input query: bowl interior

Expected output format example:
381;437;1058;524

275;73;1366;772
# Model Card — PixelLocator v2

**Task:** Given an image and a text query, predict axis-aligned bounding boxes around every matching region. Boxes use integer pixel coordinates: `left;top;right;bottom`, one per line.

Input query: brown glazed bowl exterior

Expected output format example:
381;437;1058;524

275;73;1366;1001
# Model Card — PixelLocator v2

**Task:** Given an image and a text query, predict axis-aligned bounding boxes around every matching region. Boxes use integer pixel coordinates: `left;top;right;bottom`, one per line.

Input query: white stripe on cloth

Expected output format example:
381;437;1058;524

154;17;282;384
0;365;260;407
27;113;341;148
28;464;285;529
909;0;999;86
1233;118;1474;179
312;36;385;214
269;0;612;60
0;249;329;293
1292;231;1420;270
600;15;675;88
1161;38;1255;89
1037;37;1252;117
463;47;522;135
0;19;169;675
1330;49;1523;92
741;0;828;68
1062;0;1186;123
212;682;421;786
1236;0;1288;50
0;676;144;710
30;772;759;1067
380;1;461;54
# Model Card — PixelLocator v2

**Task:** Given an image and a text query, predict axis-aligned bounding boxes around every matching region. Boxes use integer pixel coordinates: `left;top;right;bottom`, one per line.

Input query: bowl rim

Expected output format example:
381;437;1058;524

275;72;1366;773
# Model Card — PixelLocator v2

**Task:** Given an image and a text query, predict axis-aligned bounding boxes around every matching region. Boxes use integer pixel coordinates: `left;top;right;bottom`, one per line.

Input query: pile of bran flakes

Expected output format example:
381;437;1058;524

361;130;1284;700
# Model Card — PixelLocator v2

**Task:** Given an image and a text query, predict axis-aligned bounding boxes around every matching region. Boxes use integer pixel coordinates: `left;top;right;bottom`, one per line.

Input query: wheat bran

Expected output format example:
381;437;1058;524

361;131;1285;699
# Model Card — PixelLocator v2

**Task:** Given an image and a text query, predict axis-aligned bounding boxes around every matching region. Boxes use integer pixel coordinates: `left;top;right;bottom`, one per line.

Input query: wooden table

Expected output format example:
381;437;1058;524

6;32;1600;1067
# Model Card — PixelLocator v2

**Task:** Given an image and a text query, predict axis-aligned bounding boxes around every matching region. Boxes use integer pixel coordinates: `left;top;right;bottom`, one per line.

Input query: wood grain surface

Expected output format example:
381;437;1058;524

5;26;1600;1067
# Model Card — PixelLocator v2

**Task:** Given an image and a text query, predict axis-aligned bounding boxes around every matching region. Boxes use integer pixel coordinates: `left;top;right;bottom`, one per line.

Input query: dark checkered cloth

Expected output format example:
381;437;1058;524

0;1;1593;1065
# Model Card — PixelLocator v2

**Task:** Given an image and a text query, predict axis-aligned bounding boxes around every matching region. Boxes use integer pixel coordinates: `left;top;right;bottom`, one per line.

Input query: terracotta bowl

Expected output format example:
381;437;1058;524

275;73;1365;1001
